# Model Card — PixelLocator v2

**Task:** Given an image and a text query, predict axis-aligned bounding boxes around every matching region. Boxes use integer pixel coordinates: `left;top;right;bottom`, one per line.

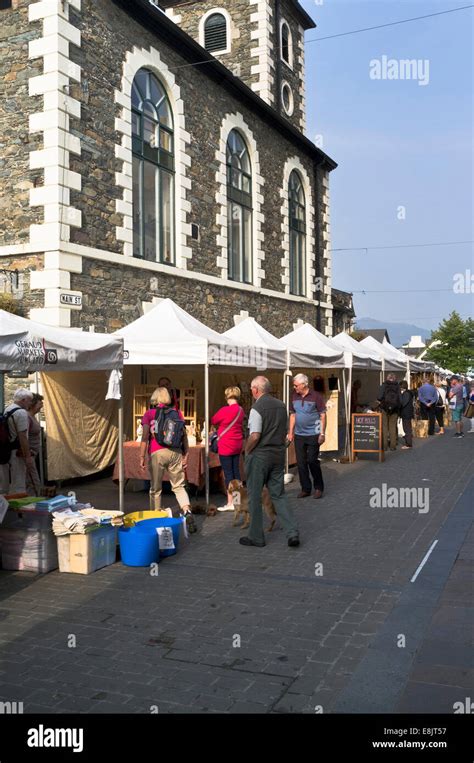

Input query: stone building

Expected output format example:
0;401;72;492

331;288;355;335
0;0;338;336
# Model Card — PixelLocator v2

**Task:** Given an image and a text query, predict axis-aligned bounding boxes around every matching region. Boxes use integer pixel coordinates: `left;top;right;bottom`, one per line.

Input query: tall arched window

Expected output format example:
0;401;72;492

131;68;174;263
280;21;292;67
204;12;227;53
289;170;306;295
226;130;252;283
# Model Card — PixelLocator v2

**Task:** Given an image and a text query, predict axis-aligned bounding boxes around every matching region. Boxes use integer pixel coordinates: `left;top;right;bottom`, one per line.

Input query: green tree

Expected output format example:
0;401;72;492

425;311;474;373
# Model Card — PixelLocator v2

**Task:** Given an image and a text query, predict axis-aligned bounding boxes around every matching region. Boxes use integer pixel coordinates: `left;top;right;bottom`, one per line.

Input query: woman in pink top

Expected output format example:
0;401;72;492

211;386;245;511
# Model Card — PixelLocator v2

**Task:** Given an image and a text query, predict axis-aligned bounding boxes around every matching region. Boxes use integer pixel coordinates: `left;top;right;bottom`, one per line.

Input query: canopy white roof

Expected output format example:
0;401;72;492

332;331;382;370
115;298;257;367
359;336;408;371
0;310;123;372
222;317;288;369
376;339;427;372
280;323;345;368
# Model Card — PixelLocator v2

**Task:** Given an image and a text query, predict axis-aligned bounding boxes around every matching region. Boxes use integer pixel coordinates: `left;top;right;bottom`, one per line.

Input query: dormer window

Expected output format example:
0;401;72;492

204;12;228;53
280;20;293;68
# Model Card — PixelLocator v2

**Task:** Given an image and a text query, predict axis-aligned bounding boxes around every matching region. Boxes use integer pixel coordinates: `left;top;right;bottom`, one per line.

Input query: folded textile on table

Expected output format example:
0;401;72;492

36;495;74;512
52;509;99;535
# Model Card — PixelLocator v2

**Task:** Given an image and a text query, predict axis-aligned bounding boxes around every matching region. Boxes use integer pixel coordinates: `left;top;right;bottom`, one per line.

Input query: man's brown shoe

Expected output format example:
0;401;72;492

297;491;311;498
313;490;323;499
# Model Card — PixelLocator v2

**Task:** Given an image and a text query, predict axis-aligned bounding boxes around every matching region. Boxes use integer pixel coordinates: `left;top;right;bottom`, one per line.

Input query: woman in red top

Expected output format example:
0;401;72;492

211;386;245;511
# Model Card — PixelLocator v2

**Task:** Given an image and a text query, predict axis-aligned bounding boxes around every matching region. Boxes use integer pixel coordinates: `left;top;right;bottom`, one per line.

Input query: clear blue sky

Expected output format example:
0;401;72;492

301;0;473;331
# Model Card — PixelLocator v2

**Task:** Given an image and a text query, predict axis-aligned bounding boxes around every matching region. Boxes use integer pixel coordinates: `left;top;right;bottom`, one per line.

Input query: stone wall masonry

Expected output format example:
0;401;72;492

69;256;323;334
61;0;324;296
166;1;255;86
68;4;122;254
0;0;44;245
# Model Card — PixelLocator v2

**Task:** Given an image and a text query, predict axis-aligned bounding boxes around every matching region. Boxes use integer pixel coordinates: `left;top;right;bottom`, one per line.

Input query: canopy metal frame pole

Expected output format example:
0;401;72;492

204;345;210;506
284;349;292;477
118;376;124;514
35;372;45;488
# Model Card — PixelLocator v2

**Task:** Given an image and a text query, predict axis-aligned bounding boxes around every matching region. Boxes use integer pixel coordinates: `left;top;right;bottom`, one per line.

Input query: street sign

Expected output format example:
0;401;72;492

60;293;82;307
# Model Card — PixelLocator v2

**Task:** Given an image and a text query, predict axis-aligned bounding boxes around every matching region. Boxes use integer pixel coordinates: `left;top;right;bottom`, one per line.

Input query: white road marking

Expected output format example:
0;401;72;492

411;539;439;582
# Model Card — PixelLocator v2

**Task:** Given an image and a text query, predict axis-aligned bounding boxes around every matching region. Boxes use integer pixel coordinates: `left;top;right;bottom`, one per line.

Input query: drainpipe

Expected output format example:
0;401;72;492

314;158;323;332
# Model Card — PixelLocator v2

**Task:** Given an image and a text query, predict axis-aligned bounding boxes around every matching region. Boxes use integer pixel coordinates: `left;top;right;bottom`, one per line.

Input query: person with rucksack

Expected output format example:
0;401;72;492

139;386;195;531
377;374;401;451
417;375;438;436
0;388;34;495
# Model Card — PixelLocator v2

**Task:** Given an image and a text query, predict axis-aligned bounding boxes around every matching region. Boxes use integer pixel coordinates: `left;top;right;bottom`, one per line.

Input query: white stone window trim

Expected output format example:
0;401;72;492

280;156;315;299
279;17;293;70
114;46;192;269
199;7;232;55
215;112;265;288
281;81;294;116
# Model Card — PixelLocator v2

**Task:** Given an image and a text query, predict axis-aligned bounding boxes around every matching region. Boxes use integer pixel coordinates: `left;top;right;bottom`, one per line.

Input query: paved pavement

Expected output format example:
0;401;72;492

0;426;472;714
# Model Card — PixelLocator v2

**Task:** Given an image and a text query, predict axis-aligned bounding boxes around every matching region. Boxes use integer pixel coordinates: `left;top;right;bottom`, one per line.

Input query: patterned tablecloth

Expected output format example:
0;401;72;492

113;442;223;489
113;442;296;490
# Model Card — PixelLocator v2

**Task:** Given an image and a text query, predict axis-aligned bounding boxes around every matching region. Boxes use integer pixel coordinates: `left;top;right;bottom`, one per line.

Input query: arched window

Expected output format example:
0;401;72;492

289;170;306;296
204;12;227;53
280;21;292;67
226;129;252;283
131;68;174;263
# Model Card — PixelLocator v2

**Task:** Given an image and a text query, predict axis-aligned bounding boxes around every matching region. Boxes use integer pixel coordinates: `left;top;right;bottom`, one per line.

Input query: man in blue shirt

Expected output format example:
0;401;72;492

288;374;326;499
417;377;438;436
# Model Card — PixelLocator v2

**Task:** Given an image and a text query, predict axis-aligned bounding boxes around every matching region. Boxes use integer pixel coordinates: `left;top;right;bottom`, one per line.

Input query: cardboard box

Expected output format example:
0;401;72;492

57;525;117;574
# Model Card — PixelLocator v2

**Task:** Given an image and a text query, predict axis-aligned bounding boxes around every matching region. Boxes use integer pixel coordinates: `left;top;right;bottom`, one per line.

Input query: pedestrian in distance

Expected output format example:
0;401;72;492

434;380;446;435
399;381;414;449
288;373;326;499
449;376;465;438
417;375;438;436
240;376;299;548
466;381;474;433
0;388;34;495
377;374;401;451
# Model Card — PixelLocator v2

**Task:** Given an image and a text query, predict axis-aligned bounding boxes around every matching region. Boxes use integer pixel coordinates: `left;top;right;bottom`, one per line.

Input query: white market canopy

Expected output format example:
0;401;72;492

0;309;123;373
222;317;288;369
115;298;256;367
280;323;345;368
332;331;382;370
359;336;408;372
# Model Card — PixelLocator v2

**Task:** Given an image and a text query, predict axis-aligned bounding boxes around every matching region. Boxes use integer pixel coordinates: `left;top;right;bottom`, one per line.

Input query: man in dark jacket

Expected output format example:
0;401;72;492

399;380;414;449
240;376;299;548
377;374;401;451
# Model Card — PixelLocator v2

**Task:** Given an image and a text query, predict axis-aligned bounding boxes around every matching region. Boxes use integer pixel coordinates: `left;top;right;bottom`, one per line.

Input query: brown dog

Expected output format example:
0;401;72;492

228;479;277;531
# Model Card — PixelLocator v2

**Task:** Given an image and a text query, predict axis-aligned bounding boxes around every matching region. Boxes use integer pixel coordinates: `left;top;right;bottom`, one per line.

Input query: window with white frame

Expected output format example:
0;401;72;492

280;20;293;68
204;12;228;53
131;68;175;264
226;129;252;283
289;169;306;296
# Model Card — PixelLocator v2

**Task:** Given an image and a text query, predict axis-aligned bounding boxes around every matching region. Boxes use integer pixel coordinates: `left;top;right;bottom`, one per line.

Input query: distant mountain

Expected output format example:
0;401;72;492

355;318;431;348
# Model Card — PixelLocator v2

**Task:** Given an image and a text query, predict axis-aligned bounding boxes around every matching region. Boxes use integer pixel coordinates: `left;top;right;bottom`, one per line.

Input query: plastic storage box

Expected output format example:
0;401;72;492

57;525;117;574
0;527;58;572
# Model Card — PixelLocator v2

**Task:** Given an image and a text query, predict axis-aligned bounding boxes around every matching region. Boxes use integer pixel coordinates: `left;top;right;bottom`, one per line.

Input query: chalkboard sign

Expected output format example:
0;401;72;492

351;413;384;462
